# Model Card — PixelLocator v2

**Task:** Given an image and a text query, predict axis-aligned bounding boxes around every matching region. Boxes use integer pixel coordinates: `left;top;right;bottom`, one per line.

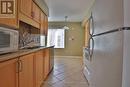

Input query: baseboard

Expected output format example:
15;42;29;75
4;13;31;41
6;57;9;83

54;56;83;59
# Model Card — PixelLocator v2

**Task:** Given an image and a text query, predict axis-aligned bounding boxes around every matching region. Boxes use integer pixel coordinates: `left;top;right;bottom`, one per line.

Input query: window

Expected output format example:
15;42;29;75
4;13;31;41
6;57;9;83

47;29;65;48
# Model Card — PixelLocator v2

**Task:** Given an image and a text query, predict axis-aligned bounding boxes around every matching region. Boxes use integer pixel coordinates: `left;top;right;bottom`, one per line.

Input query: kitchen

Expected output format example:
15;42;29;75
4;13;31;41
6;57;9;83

0;0;130;87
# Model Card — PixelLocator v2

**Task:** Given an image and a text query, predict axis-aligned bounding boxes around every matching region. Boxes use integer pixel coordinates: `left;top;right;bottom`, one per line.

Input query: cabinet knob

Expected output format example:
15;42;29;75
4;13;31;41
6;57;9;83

31;11;35;18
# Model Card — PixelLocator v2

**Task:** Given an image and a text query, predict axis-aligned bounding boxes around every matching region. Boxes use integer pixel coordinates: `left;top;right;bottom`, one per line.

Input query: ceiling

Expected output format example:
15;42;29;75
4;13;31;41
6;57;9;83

44;0;94;22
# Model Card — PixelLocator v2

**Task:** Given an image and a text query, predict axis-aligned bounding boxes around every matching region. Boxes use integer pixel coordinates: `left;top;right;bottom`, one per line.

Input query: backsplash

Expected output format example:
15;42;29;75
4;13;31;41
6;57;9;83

19;22;40;49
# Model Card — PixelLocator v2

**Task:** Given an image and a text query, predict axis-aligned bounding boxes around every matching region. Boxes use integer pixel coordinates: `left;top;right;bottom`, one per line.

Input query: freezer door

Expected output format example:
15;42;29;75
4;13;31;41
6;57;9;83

88;31;123;87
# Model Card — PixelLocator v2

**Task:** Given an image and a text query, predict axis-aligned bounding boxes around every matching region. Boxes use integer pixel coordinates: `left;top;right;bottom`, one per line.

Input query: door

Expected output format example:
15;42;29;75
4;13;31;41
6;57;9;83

0;0;18;28
49;47;54;71
44;15;48;36
43;49;50;79
34;51;44;87
32;2;41;23
19;53;34;87
0;59;18;87
20;0;32;18
89;31;123;87
41;12;45;35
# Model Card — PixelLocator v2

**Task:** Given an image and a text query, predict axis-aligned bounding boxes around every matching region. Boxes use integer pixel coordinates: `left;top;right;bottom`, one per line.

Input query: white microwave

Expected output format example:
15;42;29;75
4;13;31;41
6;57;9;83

0;27;19;54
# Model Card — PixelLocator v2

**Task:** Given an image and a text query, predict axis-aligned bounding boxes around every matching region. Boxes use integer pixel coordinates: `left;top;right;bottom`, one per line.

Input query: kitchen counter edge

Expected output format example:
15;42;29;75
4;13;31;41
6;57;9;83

0;46;54;63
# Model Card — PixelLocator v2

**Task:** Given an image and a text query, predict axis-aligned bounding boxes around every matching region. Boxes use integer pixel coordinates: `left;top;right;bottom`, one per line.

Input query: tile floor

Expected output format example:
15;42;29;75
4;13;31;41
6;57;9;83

42;58;89;87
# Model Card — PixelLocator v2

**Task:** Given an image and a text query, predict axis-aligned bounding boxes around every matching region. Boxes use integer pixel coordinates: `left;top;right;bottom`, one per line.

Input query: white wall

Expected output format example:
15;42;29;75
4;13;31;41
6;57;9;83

124;0;130;27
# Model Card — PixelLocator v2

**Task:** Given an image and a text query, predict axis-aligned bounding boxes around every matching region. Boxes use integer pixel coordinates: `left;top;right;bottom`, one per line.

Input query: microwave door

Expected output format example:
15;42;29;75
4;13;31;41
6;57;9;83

0;32;10;49
88;37;94;61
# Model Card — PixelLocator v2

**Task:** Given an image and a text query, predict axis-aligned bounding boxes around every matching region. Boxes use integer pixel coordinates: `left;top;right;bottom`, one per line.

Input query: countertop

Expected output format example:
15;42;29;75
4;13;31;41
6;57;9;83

0;46;54;63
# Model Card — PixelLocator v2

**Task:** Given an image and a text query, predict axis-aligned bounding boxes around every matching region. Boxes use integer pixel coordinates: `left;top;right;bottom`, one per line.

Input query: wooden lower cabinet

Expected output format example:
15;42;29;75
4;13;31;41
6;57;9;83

43;49;50;79
49;48;54;71
19;53;34;87
0;59;18;87
34;50;44;87
43;47;54;80
0;48;54;87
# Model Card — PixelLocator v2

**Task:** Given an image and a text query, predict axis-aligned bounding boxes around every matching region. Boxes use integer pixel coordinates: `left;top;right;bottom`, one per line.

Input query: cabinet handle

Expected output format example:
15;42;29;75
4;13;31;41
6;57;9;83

19;60;23;72
16;60;23;73
16;61;19;73
31;11;35;18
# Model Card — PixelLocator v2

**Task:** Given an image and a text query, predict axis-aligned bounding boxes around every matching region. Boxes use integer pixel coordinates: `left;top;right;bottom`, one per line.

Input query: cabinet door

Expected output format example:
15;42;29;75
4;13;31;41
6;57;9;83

49;47;54;71
43;49;50;79
0;59;18;87
0;0;18;28
40;12;45;35
19;53;34;87
44;15;48;36
32;2;41;23
34;51;44;87
20;0;32;18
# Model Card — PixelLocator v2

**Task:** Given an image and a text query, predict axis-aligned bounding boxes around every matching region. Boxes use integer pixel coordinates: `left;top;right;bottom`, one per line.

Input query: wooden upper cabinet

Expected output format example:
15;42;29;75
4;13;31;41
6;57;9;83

0;59;18;87
0;0;48;29
40;12;45;35
19;0;40;29
32;2;41;23
34;51;44;87
0;0;18;28
19;54;34;87
43;49;50;79
40;12;48;36
20;0;32;18
44;15;48;36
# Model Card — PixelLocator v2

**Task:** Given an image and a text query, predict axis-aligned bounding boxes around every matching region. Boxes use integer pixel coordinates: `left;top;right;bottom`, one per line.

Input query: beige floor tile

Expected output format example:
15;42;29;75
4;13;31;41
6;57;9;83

55;73;66;81
44;58;88;87
44;76;60;85
42;82;52;87
51;81;68;87
66;83;88;87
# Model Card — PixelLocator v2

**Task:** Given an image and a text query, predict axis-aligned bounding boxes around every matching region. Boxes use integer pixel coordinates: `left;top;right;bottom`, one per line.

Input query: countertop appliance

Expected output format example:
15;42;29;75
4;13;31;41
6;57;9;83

0;27;19;54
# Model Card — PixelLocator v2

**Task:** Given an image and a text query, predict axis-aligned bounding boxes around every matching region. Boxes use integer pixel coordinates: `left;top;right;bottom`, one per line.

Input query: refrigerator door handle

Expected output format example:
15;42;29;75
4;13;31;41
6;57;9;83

89;37;94;61
90;13;95;36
